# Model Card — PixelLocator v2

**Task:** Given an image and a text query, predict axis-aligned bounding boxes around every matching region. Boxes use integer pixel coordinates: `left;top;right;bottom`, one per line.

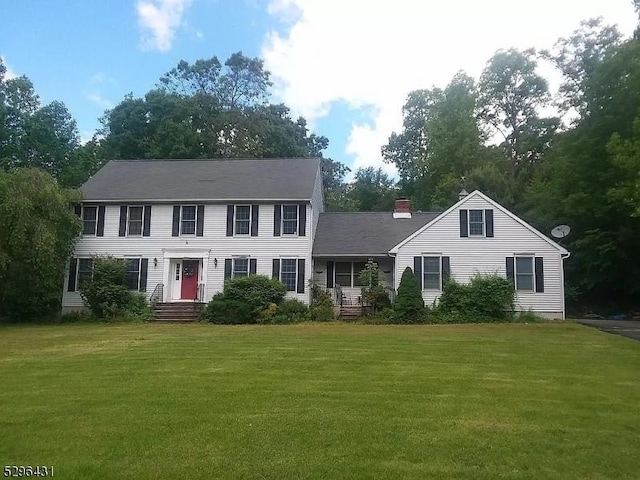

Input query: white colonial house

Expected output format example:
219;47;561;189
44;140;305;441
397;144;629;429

63;158;569;319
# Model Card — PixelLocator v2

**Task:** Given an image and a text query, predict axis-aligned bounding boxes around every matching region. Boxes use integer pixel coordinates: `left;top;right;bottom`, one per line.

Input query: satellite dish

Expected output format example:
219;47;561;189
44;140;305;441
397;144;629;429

551;225;571;239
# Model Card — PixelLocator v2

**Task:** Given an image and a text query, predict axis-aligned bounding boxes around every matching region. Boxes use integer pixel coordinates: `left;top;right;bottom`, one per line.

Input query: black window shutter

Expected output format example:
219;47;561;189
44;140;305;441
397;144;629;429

68;258;77;292
249;258;257;275
196;205;204;236
74;205;82;217
96;205;105;237
442;256;450;289
414;256;423;290
139;259;148;292
535;257;544;293
143;205;152;236
297;259;305;293
272;259;280;280
274;204;281;236
251;205;259;237
172;206;180;236
298;204;306;236
119;206;128;237
460;210;468;237
224;259;232;280
485;209;494;237
506;257;515;284
326;261;334;288
226;205;234;236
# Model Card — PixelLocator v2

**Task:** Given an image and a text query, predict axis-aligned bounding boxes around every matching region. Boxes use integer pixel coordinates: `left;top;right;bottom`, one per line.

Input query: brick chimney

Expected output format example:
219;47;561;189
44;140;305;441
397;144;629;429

393;198;411;219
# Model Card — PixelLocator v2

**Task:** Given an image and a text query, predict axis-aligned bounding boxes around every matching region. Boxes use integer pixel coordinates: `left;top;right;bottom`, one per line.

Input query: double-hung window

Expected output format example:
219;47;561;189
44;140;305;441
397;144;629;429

126;259;142;290
181;206;197;235
515;256;534;292
280;259;298;291
77;258;93;287
232;258;249;278
127;206;144;236
423;257;441;290
234;206;251;235
468;209;485;236
82;206;97;235
282;205;298;235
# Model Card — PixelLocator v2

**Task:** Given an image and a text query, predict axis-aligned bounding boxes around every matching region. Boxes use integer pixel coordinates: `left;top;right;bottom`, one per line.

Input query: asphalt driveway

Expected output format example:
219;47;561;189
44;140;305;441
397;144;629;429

576;319;640;341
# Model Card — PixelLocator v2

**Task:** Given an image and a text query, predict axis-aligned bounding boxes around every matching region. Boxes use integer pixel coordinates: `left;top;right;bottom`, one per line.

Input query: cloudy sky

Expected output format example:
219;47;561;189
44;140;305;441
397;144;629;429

1;0;636;175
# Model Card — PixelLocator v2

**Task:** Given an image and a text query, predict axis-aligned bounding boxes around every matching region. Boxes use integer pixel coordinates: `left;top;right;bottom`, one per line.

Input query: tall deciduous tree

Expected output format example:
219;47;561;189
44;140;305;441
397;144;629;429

0;169;81;320
348;167;396;211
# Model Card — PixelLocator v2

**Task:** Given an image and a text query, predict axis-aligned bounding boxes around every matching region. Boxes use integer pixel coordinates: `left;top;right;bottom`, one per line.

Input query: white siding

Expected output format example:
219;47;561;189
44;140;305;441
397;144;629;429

62;203;314;307
395;195;566;318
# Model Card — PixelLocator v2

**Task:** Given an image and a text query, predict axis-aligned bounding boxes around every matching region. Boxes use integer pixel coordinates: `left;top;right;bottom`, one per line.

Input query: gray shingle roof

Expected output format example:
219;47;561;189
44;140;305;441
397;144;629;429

81;158;321;201
313;212;441;256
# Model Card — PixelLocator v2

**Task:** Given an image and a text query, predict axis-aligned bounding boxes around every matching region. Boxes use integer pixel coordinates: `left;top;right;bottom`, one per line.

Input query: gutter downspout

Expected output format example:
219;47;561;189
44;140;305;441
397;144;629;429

560;252;571;320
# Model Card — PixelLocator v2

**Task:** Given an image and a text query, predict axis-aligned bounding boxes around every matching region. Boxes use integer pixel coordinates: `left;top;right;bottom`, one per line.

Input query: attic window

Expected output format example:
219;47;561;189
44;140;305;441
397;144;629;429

468;210;484;236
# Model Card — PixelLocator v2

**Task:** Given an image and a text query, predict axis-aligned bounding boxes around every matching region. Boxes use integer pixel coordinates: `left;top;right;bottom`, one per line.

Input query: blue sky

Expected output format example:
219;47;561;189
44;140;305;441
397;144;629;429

1;0;637;175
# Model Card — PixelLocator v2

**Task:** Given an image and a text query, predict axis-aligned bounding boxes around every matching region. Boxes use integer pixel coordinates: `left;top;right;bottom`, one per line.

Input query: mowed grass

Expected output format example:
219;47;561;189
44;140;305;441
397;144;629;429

1;323;639;479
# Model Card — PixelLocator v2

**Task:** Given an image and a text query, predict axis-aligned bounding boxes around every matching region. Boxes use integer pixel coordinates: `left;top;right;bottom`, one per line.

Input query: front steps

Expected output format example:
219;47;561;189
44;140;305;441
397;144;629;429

339;305;363;320
153;302;204;323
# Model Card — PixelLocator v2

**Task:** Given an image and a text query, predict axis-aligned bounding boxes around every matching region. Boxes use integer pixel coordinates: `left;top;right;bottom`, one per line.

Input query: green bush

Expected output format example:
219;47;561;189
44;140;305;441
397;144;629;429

309;280;332;306
202;294;255;324
356;307;394;324
224;275;286;309
80;257;133;319
308;304;335;322
437;274;515;321
257;299;309;324
362;285;391;312
127;292;154;321
393;267;424;323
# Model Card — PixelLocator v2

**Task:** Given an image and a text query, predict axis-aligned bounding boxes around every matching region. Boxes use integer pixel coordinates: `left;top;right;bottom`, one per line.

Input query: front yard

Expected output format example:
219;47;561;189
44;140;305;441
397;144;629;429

1;322;639;479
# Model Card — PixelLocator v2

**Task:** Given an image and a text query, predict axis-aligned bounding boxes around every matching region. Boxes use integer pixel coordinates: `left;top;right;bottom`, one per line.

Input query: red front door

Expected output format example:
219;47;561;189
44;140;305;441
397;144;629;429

180;260;199;299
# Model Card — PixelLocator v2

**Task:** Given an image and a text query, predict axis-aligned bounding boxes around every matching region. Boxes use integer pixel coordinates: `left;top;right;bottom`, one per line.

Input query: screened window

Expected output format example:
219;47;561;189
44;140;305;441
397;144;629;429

334;262;366;287
423;257;441;290
282;204;298;235
181;206;196;235
232;258;249;278
127;206;143;236
353;262;366;287
280;259;297;291
235;205;251;235
468;209;484;236
126;258;141;290
82;206;97;235
515;257;534;291
77;258;93;287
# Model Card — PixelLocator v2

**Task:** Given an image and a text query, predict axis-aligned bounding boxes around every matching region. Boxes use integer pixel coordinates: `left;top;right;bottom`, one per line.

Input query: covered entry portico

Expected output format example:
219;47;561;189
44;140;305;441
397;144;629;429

162;249;211;303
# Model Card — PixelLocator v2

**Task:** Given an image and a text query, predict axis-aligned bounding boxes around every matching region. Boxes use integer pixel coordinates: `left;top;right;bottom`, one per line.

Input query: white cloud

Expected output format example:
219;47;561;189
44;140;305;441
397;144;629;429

136;0;191;52
85;92;114;110
262;0;637;175
0;55;18;79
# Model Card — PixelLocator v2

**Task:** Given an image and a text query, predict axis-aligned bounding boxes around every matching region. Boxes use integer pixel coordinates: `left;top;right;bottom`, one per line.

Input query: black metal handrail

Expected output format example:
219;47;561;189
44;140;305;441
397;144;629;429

150;283;164;307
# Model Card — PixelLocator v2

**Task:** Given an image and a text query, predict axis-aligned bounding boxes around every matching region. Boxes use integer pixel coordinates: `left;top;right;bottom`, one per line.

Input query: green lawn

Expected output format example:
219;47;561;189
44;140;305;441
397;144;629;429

1;322;639;479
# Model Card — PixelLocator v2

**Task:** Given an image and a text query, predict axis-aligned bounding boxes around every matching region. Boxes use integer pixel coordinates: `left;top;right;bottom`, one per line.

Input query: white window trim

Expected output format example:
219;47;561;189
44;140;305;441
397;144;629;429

232;257;250;278
280;257;299;292
334;261;367;288
234;205;252;236
514;255;535;292
468;209;485;237
281;204;299;236
125;257;142;291
180;205;198;236
75;257;94;289
82;206;98;236
126;206;144;237
422;255;442;291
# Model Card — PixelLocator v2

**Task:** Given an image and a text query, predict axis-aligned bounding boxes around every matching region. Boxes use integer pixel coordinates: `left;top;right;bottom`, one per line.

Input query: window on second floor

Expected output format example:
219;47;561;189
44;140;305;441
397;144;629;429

235;206;251;235
468;209;485;236
460;208;494;238
82;206;97;235
181;206;197;235
282;204;298;235
127;206;144;236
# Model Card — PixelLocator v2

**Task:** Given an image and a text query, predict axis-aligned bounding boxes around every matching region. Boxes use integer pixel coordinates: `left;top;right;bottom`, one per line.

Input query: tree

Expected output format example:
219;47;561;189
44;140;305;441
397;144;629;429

393;267;424;323
348;167;396;211
79;256;133;319
477;49;558;178
0;168;81;320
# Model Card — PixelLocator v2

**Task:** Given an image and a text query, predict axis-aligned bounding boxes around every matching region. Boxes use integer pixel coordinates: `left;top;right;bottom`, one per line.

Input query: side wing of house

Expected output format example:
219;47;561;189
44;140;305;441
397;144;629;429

392;192;568;319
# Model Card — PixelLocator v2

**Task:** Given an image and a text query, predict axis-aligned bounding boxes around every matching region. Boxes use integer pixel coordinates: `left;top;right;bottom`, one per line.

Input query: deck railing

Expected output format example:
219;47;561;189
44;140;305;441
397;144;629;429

150;284;164;307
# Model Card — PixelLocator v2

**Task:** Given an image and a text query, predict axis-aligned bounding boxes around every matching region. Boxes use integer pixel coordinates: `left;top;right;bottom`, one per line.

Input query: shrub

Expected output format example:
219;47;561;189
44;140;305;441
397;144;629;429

258;299;309;324
437;274;515;321
127;292;154;321
308;304;335;322
80;257;133;319
362;285;391;312
224;275;286;309
356;307;394;324
393;267;424;323
202;294;255;324
309;280;332;306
